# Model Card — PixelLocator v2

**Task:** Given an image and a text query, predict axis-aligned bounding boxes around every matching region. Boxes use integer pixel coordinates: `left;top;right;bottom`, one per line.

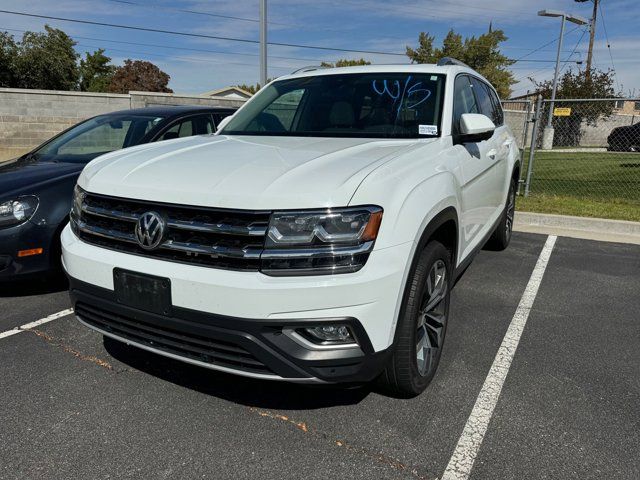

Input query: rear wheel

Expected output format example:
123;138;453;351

377;240;451;398
485;178;515;251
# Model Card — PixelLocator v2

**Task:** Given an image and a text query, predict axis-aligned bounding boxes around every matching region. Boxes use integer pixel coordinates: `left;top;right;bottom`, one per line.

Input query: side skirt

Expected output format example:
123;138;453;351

452;212;503;287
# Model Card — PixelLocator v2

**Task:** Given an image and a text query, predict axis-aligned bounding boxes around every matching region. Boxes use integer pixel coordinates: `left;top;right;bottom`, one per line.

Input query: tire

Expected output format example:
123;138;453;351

485;178;515;251
376;240;451;398
44;222;68;286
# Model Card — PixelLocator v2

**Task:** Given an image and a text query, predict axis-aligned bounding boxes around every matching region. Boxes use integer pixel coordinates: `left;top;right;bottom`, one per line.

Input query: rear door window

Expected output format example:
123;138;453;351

470;78;503;126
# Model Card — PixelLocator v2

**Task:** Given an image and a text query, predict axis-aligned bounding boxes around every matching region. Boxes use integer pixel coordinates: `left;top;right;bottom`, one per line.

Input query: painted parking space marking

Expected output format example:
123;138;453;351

441;235;557;480
0;308;74;341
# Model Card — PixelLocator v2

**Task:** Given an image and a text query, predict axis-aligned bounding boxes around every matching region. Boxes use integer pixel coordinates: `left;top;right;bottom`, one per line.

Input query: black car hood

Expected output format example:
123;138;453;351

0;158;84;200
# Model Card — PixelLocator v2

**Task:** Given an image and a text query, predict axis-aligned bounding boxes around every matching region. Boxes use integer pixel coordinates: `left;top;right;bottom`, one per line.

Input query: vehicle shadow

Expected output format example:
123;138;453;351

103;336;373;409
0;273;68;298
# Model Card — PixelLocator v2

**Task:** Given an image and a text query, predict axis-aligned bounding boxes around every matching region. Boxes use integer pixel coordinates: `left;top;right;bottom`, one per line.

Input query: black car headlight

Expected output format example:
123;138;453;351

0;196;39;228
261;206;383;275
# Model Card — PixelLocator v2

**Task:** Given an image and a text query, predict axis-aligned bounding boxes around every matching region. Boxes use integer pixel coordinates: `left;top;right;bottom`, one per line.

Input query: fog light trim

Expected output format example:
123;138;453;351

283;326;359;351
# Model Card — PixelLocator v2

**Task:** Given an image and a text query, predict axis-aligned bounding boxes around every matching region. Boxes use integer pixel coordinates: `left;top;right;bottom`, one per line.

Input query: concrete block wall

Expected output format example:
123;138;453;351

503;107;637;149
0;89;131;160
580;114;637;147
129;91;245;110
0;88;245;161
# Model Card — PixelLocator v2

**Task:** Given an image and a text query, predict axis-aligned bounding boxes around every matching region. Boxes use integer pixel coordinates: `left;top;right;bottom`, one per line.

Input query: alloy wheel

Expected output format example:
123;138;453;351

505;186;515;240
416;259;448;377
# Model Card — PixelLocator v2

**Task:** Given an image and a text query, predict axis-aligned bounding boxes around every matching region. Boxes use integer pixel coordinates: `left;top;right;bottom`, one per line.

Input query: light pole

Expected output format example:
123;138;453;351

538;10;588;150
259;0;268;88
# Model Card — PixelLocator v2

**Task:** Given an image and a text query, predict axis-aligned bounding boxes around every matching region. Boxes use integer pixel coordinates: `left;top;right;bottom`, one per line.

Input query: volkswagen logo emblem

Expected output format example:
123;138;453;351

134;211;166;250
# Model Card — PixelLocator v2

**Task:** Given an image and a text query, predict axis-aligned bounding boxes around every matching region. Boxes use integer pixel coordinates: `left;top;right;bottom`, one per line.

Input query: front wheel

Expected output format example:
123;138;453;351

376;240;451;398
485;178;516;251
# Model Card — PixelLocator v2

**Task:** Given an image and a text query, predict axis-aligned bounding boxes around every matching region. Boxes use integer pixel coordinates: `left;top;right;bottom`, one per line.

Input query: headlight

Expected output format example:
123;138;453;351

71;184;86;218
266;206;382;247
262;206;383;275
0;196;39;228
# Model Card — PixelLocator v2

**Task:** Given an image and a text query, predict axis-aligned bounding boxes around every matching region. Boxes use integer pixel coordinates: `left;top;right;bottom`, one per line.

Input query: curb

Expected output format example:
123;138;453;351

514;211;640;245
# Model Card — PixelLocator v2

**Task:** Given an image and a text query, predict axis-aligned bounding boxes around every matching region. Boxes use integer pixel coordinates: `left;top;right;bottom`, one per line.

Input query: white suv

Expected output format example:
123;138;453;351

62;60;519;397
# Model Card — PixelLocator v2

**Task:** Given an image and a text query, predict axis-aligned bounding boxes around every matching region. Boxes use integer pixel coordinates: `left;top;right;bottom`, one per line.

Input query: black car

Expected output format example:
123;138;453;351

0;105;236;281
607;121;640;152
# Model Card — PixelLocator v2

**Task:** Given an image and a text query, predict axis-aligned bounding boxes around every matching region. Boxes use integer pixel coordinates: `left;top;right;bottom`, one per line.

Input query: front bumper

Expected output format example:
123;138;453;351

62;224;412;383
0;220;56;280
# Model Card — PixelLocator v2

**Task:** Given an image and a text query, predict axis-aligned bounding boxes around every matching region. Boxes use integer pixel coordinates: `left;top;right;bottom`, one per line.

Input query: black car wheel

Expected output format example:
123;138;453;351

485;178;516;251
377;240;451;398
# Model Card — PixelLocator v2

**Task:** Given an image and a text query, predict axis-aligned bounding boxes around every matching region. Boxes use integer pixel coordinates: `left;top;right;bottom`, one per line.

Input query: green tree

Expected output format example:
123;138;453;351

107;59;173;94
532;67;618;146
0;31;18;88
236;83;259;95
406;29;515;98
79;49;116;92
15;25;79;90
320;58;371;68
235;80;274;95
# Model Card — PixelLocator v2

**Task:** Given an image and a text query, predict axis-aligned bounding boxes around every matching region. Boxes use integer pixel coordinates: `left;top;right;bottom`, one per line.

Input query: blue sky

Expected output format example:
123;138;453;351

0;0;638;97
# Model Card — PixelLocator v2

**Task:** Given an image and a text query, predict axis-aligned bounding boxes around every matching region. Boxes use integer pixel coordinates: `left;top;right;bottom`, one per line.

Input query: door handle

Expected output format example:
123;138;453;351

502;139;513;147
487;149;497;160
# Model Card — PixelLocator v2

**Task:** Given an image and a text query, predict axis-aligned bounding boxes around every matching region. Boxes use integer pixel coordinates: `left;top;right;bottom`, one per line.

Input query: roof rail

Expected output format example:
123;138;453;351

437;57;470;68
290;65;330;74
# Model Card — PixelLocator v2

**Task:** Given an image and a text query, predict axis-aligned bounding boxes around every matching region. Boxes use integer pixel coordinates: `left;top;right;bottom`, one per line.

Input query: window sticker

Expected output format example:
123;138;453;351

419;124;438;136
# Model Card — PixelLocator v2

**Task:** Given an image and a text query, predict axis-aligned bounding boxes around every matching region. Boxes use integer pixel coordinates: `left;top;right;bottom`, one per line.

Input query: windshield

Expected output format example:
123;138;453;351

32;114;166;163
223;72;445;139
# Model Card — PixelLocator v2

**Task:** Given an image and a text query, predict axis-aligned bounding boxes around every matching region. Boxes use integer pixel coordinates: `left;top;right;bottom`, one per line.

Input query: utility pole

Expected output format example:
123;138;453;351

259;0;268;88
586;0;598;74
576;0;598;76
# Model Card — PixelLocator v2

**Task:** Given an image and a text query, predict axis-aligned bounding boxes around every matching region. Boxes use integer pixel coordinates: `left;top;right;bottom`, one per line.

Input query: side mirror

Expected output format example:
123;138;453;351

215;115;233;133
456;113;496;144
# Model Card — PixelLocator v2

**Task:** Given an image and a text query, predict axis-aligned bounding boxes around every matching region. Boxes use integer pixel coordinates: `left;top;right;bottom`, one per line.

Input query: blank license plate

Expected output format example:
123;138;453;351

113;268;171;316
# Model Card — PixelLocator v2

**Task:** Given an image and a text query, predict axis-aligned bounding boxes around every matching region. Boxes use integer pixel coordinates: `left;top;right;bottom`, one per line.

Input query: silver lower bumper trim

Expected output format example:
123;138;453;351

76;316;325;384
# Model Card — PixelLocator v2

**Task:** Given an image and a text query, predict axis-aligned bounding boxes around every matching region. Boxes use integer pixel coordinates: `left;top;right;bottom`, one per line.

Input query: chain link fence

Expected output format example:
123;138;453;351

503;97;640;220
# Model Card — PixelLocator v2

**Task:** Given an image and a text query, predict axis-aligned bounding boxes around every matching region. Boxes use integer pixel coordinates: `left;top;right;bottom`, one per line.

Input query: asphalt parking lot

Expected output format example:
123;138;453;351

1;232;638;480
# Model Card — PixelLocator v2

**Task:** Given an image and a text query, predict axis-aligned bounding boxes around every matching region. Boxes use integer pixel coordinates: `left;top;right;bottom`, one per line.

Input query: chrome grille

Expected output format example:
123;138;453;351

72;193;270;270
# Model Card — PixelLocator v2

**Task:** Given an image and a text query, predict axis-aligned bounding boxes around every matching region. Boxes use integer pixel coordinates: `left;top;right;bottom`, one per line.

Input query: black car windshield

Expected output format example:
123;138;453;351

32;114;166;163
223;72;445;138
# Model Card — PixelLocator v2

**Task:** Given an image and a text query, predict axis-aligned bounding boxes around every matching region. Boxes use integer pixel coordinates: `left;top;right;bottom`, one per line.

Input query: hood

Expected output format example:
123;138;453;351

80;135;429;209
0;158;83;200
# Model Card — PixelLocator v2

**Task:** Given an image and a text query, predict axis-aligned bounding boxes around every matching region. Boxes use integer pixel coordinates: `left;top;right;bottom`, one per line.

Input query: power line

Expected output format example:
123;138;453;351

0;9;408;56
598;0;620;91
73;42;294;71
106;0;287;25
559;27;588;75
510;30;586;95
105;0;343;33
511;24;586;87
2;8;575;63
0;26;331;64
2;22;579;69
513;24;584;62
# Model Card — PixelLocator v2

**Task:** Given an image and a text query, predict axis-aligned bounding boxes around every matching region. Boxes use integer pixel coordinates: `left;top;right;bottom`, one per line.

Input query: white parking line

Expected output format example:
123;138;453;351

441;235;557;480
0;308;74;340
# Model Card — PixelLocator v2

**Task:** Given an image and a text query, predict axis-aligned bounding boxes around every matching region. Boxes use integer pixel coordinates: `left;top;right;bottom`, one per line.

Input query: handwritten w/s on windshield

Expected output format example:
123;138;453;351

372;75;432;119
